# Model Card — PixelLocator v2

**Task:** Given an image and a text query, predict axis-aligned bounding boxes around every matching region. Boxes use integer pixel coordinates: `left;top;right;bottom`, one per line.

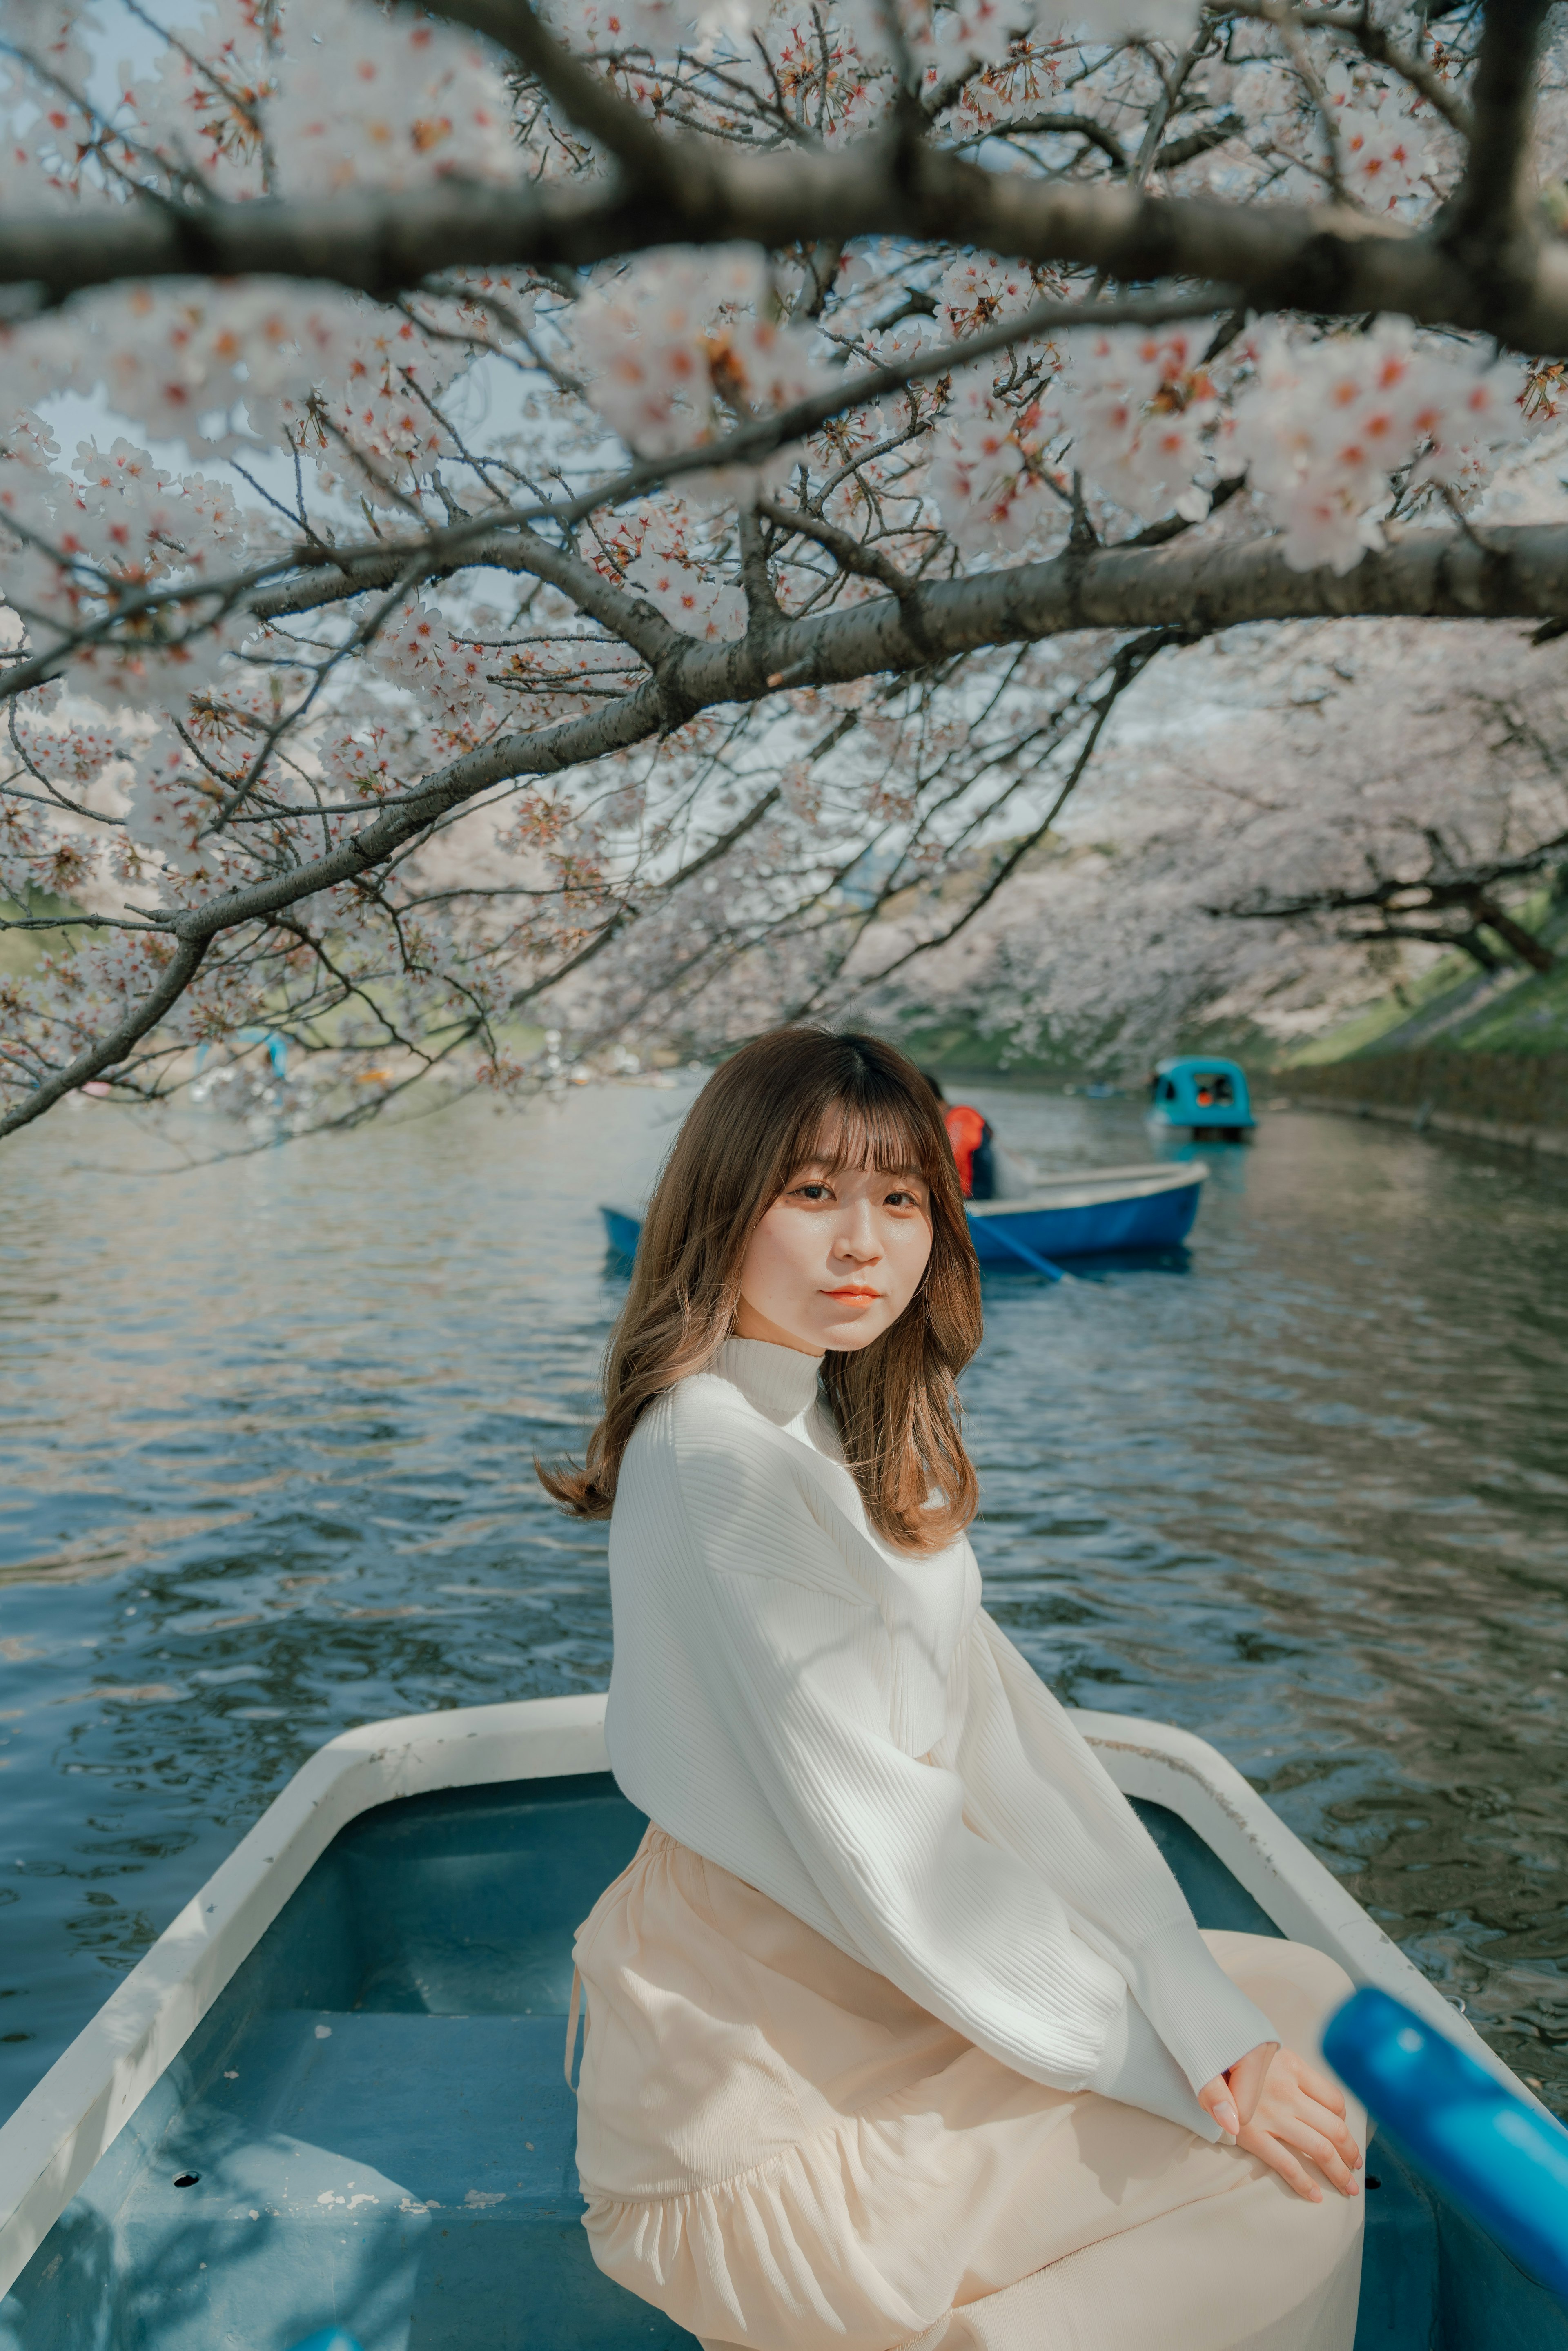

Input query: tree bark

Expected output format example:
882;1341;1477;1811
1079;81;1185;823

1474;896;1558;972
6;149;1568;354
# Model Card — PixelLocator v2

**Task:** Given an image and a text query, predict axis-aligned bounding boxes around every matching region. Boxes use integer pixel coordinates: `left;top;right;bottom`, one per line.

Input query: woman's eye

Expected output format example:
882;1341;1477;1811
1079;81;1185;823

886;1190;922;1208
794;1183;832;1201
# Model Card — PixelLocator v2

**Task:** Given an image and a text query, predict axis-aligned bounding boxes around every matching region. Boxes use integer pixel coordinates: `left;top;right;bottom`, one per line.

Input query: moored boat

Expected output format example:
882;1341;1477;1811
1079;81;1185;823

2;1695;1563;2350
1147;1055;1257;1140
602;1161;1206;1279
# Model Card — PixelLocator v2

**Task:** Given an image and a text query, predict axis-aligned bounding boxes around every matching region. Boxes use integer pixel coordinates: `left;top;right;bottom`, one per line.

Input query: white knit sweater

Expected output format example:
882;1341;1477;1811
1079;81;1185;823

603;1337;1275;2139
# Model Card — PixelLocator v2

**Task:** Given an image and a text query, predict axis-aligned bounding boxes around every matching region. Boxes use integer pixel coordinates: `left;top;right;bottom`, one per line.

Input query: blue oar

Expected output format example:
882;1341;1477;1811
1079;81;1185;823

978;1219;1065;1281
286;2333;363;2351
1323;1986;1568;2301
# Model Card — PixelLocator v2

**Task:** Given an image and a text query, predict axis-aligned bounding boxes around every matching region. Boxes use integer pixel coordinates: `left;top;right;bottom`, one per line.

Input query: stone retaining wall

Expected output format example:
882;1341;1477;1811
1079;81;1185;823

1283;1050;1568;1159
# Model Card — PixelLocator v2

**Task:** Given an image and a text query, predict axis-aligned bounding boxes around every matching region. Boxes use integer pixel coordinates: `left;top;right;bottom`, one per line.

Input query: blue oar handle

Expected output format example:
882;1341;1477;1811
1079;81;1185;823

1322;1986;1568;2301
979;1219;1065;1281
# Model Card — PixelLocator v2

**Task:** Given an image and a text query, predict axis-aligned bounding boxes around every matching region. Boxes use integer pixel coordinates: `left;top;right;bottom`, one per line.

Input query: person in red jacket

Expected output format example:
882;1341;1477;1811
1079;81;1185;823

922;1072;996;1199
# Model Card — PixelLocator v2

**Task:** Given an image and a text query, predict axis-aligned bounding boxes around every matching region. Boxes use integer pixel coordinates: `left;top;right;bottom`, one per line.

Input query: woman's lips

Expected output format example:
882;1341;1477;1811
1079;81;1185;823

824;1286;880;1300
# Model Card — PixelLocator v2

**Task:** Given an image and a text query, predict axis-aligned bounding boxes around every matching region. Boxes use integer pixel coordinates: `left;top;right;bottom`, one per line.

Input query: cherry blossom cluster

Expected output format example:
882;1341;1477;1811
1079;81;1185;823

600;508;749;639
924;321;1543;568
575;247;831;495
1227;327;1544;573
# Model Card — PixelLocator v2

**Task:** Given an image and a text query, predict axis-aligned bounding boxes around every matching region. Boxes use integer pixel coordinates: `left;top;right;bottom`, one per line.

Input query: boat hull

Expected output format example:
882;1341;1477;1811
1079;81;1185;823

3;1699;1564;2349
1148;1111;1254;1142
966;1173;1202;1265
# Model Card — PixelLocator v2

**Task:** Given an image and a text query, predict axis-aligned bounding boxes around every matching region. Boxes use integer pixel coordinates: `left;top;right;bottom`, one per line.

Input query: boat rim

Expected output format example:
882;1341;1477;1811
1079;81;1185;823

0;1689;1530;2303
967;1161;1207;1214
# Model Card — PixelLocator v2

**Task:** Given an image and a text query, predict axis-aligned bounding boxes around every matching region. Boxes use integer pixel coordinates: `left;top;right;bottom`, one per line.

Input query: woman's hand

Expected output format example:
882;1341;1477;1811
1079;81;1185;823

1198;2044;1364;2203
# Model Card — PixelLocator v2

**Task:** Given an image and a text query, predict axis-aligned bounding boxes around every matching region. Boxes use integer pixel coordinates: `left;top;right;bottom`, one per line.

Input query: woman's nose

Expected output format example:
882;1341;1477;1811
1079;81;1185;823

831;1209;881;1262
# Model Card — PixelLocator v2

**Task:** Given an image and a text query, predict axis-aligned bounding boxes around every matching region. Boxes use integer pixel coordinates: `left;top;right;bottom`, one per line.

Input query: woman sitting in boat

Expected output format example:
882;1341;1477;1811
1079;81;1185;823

921;1070;996;1199
541;1026;1365;2351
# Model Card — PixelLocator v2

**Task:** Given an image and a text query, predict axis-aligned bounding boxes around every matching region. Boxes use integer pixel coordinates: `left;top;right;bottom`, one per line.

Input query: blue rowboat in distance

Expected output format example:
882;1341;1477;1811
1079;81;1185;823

602;1161;1205;1280
964;1162;1204;1271
6;1696;1565;2349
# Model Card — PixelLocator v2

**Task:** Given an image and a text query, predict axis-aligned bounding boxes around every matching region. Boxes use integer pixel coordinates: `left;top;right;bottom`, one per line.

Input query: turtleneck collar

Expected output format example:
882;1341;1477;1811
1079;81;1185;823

711;1335;824;1426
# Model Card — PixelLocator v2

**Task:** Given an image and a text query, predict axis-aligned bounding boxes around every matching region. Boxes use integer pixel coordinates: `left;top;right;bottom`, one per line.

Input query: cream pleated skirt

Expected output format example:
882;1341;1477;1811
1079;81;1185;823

570;1827;1365;2351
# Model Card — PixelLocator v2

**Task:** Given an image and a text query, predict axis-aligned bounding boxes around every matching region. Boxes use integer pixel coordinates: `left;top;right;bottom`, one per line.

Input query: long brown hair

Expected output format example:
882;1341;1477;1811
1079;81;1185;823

537;1026;982;1551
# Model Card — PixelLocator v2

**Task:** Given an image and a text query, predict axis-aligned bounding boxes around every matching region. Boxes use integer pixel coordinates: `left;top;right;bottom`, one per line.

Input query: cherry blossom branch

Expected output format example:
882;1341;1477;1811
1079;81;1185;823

848;625;1194;989
1218;827;1568;973
7;134;1568;352
0;911;165;932
1217;3;1474;139
506;774;785;1008
0;934;208;1139
753;497;935;649
241;288;1238;629
431;0;686;187
947;112;1129;169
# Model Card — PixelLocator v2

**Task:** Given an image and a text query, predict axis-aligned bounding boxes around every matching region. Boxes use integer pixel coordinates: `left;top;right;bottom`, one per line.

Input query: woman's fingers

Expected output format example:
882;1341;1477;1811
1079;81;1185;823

1285;2076;1363;2169
1274;2120;1362;2195
1295;2060;1347;2118
1198;2077;1240;2137
1224;2041;1278;2126
1242;2132;1323;2203
1212;2043;1363;2201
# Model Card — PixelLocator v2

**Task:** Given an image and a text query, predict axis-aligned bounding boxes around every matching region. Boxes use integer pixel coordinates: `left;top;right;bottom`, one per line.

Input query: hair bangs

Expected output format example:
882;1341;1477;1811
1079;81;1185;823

797;1092;937;1186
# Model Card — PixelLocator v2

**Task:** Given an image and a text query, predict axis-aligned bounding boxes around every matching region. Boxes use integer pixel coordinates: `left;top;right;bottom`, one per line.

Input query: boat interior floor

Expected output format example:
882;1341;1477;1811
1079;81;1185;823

5;1776;1564;2351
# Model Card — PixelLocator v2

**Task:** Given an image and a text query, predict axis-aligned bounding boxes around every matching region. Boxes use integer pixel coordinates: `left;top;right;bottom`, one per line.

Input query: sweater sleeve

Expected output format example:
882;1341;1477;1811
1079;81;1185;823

1086;1989;1216;2134
955;1610;1278;2098
666;1408;1131;2091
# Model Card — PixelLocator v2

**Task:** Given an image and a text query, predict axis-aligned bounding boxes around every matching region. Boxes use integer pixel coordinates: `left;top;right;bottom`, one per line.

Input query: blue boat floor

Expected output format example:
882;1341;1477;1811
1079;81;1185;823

10;2009;683;2351
146;2010;580;2219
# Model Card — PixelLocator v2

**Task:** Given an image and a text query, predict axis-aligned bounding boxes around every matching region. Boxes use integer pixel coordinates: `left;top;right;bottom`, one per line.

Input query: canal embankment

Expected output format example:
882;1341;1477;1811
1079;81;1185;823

1283;1050;1568;1159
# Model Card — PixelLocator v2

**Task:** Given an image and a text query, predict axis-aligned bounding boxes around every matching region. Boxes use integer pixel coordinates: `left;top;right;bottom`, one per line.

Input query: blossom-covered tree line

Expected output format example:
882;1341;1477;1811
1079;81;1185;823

2;0;1568;1134
867;614;1568;1066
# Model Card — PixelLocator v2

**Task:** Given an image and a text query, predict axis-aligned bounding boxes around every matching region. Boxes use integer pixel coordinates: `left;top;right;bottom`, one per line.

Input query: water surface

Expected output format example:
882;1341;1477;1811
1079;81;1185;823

1;1082;1564;2124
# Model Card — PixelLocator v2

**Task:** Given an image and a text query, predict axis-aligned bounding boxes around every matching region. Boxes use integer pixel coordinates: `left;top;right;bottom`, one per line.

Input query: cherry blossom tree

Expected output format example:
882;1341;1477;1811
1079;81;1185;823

3;0;1568;1136
865;614;1568;1063
1224;836;1565;974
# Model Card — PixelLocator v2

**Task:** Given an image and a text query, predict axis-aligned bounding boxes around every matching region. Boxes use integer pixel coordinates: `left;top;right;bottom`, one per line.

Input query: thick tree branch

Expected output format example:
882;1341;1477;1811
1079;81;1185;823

1474;894;1557;971
1443;0;1551;256
6;138;1568;352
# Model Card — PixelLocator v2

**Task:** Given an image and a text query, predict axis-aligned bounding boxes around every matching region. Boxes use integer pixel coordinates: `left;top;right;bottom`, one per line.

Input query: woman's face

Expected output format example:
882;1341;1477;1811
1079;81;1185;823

735;1157;934;1356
